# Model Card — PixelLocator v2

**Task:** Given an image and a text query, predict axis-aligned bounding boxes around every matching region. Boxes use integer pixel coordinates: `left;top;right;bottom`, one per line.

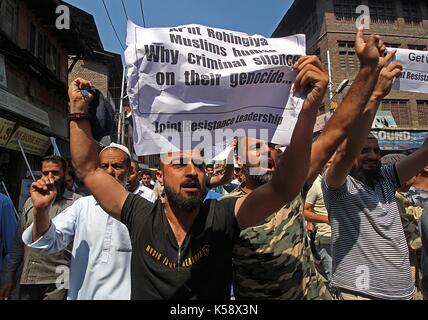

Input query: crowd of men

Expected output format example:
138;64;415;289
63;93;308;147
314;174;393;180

0;28;428;300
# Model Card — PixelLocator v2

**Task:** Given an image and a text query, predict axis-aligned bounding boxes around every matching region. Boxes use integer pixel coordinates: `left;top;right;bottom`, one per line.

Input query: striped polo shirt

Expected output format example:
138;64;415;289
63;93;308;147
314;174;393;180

322;164;415;300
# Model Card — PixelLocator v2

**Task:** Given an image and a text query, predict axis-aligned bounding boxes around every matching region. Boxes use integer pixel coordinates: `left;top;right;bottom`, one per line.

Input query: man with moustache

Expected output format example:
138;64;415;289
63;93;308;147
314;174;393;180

56;39;330;300
0;156;80;300
21;144;135;300
223;28;392;300
322;58;428;299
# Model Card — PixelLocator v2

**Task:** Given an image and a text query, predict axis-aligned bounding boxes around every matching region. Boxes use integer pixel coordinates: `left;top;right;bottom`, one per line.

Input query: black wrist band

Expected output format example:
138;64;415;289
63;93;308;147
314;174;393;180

68;113;91;121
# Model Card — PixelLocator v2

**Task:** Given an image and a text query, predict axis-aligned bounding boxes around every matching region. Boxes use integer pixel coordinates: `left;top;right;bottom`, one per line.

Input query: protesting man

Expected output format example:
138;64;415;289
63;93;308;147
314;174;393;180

224;27;392;299
60;43;330;299
322;51;428;299
0;156;80;300
22;143;142;300
128;160;157;202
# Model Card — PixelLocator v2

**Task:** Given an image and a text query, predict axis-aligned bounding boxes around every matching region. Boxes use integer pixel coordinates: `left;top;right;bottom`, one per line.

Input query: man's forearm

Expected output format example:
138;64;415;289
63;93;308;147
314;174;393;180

397;142;428;183
308;66;380;183
32;207;51;242
272;108;317;201
70;120;100;181
304;210;329;224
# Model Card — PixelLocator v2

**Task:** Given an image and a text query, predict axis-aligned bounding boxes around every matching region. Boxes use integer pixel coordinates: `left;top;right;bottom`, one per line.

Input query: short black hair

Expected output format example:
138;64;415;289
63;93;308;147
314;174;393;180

42;155;67;171
142;170;152;177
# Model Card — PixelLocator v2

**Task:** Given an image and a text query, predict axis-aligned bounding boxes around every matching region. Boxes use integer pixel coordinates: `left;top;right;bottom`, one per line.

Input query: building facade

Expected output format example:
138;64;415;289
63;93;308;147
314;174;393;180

0;0;93;207
273;0;428;150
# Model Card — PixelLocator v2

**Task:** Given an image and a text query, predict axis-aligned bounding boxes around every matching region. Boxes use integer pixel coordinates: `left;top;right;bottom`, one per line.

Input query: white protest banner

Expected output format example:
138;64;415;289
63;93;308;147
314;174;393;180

125;21;306;157
390;48;428;94
212;146;234;162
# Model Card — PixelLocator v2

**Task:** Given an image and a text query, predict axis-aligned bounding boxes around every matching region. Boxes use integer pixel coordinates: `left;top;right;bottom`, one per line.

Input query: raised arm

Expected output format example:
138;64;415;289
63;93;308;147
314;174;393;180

235;56;327;228
69;78;128;220
396;138;428;184
207;149;235;188
306;28;387;185
28;176;57;241
326;56;402;188
207;163;234;188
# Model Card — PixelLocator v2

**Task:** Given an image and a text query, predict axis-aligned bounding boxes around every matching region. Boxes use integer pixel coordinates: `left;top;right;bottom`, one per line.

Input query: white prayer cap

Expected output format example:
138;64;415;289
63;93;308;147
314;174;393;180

100;142;132;160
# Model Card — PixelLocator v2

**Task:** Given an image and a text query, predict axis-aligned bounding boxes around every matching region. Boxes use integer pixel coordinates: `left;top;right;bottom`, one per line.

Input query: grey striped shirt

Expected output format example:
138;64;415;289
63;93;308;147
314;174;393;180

322;164;415;299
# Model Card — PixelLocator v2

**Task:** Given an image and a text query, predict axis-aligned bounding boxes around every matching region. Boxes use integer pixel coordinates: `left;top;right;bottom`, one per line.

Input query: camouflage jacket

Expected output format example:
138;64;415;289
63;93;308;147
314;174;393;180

396;187;428;251
222;188;330;300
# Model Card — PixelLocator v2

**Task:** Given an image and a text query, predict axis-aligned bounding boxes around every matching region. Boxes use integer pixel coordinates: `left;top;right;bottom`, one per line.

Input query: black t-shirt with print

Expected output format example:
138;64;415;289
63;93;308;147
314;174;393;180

121;193;239;300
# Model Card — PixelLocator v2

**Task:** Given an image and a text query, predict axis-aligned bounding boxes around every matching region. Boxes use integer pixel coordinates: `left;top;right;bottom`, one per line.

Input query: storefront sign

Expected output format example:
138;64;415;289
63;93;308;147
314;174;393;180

0;117;15;145
5;126;51;156
371;130;428;151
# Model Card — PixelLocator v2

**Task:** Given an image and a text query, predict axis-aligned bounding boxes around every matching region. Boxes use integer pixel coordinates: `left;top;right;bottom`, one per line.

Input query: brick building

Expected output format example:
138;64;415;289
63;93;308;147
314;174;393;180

0;0;91;206
273;0;428;151
67;3;127;151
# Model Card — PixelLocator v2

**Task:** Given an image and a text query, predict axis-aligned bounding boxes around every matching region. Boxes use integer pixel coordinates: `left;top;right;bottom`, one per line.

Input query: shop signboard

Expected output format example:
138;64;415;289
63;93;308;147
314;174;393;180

5;126;51;156
0;117;15;146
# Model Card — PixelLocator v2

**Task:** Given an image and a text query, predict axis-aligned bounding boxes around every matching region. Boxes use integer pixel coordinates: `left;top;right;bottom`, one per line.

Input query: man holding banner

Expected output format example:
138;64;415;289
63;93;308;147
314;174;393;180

224;28;395;299
32;23;388;300
59;29;331;298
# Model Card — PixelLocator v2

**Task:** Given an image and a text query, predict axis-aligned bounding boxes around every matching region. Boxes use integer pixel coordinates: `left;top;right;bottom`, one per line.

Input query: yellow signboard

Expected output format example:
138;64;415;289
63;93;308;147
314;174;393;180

0;117;15;146
5;126;50;156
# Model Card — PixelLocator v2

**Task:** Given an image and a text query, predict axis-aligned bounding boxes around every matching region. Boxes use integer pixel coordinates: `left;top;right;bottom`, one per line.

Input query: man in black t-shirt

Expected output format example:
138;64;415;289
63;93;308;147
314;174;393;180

59;56;328;299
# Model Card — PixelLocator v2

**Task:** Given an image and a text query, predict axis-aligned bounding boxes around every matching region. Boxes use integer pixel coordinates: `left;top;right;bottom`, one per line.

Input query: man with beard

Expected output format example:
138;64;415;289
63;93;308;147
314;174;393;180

21;144;134;300
55;40;332;299
322;58;428;299
0;156;80;300
222;28;392;300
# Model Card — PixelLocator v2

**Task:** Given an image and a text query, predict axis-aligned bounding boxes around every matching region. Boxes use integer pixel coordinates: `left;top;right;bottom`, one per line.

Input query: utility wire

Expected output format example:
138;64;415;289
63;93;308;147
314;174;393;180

139;0;147;27
120;0;129;20
101;0;125;50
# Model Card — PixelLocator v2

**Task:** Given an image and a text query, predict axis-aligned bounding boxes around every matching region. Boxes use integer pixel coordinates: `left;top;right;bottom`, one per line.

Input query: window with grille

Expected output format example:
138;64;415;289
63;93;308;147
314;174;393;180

402;0;421;25
417;101;428;126
338;41;358;76
333;0;359;21
28;22;61;77
381;100;411;126
408;44;427;51
368;0;396;23
0;0;17;39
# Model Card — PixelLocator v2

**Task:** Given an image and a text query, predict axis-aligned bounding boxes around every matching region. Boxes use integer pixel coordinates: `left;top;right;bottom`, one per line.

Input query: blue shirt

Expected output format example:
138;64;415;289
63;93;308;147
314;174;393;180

22;196;132;300
204;190;223;201
0;193;17;272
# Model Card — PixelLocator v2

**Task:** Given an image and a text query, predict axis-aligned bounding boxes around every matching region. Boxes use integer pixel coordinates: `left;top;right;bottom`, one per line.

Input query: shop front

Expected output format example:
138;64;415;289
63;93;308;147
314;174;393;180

0;113;51;210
